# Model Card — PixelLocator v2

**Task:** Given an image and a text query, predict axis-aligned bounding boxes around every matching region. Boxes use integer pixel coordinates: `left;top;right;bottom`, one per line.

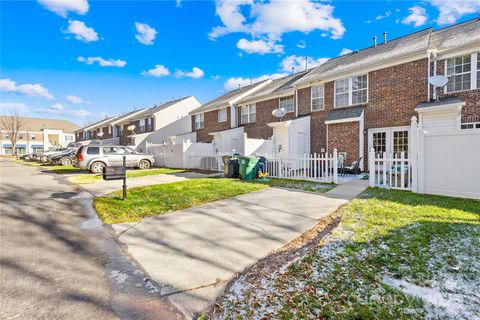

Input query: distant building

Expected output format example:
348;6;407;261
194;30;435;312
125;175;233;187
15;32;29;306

0;116;79;155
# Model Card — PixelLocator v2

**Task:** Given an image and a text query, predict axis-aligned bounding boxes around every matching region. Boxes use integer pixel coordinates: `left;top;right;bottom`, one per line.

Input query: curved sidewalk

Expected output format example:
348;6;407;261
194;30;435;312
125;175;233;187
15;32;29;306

111;179;368;318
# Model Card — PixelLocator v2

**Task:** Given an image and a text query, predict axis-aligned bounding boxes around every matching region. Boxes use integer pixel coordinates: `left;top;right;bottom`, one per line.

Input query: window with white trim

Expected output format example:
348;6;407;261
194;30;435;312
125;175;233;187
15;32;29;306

335;74;368;108
194;114;204;129
446;55;471;92
279;95;294;113
241;104;256;124
311;85;324;111
461;122;480;129
218;108;227;122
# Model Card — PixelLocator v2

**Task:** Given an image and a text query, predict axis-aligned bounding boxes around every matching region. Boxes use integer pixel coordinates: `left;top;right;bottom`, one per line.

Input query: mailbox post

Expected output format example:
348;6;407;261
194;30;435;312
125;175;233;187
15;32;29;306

102;155;128;200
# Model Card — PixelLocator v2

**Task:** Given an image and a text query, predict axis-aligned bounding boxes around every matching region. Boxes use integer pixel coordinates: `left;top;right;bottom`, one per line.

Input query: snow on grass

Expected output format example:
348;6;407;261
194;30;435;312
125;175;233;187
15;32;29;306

209;189;480;320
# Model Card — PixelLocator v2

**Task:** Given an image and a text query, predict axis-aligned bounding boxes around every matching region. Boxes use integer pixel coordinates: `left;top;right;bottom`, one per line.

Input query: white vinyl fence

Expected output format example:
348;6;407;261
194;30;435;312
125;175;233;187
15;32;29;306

187;154;224;172
369;116;480;199
368;151;413;190
258;150;338;183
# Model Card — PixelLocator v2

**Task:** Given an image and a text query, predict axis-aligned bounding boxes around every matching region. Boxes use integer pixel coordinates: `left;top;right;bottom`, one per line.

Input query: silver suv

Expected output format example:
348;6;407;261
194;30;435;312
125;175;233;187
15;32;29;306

75;145;155;173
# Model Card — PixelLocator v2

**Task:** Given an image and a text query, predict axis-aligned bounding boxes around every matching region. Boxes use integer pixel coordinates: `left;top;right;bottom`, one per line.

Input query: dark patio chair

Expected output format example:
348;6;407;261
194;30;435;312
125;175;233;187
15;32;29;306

339;157;362;175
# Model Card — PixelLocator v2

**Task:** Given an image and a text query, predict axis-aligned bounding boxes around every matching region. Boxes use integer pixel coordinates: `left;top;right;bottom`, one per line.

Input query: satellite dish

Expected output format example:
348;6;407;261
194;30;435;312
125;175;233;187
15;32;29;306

429;75;449;88
127;125;136;131
97;131;104;137
272;108;286;118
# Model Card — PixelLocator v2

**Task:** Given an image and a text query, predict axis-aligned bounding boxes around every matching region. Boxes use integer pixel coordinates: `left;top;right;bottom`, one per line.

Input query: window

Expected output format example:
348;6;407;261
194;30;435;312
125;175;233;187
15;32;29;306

279;95;294;113
19;134;24;139
446;55;471;92
461;122;480;129
393;131;408;156
195;114;204;129
335;74;368;108
65;135;73;141
87;146;100;155
102;147;118;154
372;132;386;156
477;53;480;89
311;85;324;111
241;104;256;124
218;108;227;123
146;118;152;131
31;134;36;140
139;119;146;132
4;134;10;139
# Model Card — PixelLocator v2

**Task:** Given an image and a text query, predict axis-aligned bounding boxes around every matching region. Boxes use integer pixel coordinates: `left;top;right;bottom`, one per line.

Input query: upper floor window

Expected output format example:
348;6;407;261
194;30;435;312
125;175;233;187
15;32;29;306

195;114;204;129
31;134;36;140
446;55;471;92
218;108;227;123
241;104;256;124
311;85;324;111
334;74;368;108
279;95;294;113
139;118;146;132
65;135;74;141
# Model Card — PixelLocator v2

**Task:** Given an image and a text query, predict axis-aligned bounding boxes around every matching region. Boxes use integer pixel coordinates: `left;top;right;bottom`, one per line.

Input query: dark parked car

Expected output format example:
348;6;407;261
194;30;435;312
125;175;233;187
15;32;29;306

50;148;79;166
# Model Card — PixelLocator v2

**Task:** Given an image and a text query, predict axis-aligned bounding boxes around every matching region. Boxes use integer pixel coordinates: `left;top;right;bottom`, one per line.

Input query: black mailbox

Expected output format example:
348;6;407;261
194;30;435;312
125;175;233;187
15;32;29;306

103;166;126;181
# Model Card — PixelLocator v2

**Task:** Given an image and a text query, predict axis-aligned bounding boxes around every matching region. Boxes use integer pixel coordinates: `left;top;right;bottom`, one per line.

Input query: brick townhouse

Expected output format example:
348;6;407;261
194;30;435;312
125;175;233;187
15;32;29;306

190;18;479;169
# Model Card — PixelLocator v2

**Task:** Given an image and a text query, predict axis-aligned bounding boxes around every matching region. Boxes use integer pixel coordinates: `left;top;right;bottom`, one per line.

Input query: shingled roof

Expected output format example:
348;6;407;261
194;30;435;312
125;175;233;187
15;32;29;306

429;18;480;53
128;96;192;120
0;116;80;133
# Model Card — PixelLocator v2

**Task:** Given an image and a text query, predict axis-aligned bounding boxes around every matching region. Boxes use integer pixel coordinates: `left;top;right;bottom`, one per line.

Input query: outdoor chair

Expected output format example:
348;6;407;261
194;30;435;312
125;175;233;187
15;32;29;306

339;157;362;175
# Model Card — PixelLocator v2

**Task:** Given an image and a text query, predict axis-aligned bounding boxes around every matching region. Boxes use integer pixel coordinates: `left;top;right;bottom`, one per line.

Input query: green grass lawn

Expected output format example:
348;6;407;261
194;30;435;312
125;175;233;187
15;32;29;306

68;167;187;184
212;188;480;320
256;178;335;193
94;178;269;224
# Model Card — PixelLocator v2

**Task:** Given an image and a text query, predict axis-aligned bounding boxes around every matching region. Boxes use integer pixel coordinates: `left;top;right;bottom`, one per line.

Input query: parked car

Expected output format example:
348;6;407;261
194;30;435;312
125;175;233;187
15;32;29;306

41;147;70;162
75;145;155;173
49;148;79;166
20;151;43;160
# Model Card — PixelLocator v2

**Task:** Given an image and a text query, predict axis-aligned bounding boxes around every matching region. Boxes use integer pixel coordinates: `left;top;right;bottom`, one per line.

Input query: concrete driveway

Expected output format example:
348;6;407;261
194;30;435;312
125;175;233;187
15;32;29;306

112;180;367;318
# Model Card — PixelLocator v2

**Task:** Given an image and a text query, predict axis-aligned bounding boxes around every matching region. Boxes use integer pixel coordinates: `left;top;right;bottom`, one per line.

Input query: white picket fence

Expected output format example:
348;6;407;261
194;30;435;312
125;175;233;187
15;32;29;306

368;151;413;190
258;150;338;183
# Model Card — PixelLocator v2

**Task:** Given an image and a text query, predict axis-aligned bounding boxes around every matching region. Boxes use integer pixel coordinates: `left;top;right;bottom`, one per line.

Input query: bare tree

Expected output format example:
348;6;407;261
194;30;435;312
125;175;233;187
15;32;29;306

0;113;24;155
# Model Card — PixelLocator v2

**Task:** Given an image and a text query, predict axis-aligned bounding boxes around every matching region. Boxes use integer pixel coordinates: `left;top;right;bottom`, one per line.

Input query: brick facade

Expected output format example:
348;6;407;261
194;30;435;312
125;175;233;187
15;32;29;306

193;107;231;143
239;97;295;140
327;122;360;163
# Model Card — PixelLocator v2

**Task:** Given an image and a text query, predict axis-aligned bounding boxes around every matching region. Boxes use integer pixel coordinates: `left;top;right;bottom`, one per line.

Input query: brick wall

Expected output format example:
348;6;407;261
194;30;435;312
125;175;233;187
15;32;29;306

239;97;295;139
436;59;480;121
193;107;231;143
327;122;360;163
297;87;311;116
100;126;113;139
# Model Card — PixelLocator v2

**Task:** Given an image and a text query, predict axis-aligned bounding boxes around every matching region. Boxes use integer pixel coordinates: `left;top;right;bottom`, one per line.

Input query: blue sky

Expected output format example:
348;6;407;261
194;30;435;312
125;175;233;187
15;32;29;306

1;0;479;126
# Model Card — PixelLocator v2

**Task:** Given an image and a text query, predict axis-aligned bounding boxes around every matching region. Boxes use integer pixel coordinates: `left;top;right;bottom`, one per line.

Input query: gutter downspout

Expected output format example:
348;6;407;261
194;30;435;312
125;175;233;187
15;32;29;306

295;89;299;118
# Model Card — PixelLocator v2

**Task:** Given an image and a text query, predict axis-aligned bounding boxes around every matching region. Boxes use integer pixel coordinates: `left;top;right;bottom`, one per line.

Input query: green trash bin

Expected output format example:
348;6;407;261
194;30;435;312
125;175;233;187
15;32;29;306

238;156;259;181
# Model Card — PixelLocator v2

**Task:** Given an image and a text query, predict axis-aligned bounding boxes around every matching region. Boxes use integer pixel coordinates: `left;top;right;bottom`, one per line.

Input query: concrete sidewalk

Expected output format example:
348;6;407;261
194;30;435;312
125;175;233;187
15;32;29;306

112;179;368;318
81;171;221;197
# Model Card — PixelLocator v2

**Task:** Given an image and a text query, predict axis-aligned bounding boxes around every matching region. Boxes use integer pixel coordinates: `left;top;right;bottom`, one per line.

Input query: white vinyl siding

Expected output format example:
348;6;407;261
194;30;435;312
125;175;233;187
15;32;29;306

241;104;256;124
445;52;478;93
279;95;294;113
311;85;324;111
218;108;227;123
195;114;204;129
334;74;368;108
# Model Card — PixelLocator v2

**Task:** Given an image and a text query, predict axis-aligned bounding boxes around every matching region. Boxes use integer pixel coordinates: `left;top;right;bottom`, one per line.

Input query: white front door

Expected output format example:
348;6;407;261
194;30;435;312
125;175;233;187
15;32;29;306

297;132;307;155
368;126;410;159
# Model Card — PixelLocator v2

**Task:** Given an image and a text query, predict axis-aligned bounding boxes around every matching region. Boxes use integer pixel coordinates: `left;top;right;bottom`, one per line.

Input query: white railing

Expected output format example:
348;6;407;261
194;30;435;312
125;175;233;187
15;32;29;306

188;154;224;172
258;150;338;183
369;150;412;190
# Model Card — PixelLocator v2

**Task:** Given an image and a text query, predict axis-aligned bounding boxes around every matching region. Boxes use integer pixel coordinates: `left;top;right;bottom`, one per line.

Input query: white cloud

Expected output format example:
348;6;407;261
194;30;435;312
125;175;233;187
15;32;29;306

402;6;428;27
0;78;54;99
50;103;64;111
66;94;90;104
37;0;89;17
297;40;306;49
141;65;170;77
224;73;287;91
65;20;99;42
209;0;345;40
77;56;127;67
236;38;284;54
174;67;205;79
134;22;157;45
36;104;91;118
339;48;353;56
376;10;392;21
279;55;329;73
428;0;480;25
0;102;30;115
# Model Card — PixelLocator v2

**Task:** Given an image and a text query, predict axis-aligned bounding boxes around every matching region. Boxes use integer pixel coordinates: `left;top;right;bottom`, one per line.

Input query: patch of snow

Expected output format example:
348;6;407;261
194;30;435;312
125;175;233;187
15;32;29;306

110;270;128;284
